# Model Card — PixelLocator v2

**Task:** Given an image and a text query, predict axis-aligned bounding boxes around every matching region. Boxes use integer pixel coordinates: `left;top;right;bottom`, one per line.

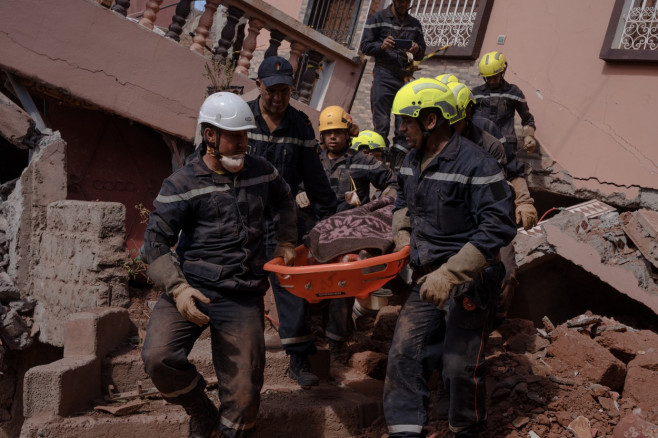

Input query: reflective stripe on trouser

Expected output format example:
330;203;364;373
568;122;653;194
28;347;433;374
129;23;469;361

265;219;317;355
383;263;504;434
141;291;266;438
370;66;407;149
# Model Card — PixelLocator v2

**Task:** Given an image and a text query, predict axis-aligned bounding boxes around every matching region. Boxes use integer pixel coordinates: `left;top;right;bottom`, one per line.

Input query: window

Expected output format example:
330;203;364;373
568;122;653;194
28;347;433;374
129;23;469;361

411;0;493;59
600;0;658;62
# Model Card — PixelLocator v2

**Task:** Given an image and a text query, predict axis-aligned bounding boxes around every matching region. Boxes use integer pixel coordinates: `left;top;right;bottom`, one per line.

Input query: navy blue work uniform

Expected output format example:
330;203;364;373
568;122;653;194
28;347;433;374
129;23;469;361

472;80;536;180
360;5;426;170
247;97;337;356
141;151;297;438
383;133;516;436
318;148;397;343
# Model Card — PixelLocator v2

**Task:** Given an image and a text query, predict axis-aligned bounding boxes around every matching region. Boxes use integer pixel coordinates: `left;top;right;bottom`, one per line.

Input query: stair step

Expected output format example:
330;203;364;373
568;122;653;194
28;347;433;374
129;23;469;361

21;376;383;438
102;334;329;395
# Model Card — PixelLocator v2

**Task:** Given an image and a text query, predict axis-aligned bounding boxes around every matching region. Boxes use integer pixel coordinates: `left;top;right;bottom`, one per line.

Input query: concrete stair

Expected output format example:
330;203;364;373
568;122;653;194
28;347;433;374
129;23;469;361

21;309;384;438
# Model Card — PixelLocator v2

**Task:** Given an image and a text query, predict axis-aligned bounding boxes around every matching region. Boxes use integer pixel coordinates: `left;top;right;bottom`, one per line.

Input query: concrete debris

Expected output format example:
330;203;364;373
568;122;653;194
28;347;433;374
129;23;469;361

93;399;145;416
621;209;658;270
0;307;33;350
567;415;592;438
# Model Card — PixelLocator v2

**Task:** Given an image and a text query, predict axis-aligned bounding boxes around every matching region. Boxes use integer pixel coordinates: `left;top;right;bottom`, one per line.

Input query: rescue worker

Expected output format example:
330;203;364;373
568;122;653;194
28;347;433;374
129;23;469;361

246;56;337;388
140;92;297;438
360;0;426;172
471;53;541;319
384;78;517;437
351;129;386;162
316;106;397;362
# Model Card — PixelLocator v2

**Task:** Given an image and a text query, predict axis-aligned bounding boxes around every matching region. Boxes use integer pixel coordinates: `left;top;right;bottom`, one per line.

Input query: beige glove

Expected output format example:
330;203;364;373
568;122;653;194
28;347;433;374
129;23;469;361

392;207;411;251
419;242;487;308
171;283;210;326
296;191;310;209
344;190;361;207
510;177;538;230
522;125;537;154
273;242;296;266
146;253;210;326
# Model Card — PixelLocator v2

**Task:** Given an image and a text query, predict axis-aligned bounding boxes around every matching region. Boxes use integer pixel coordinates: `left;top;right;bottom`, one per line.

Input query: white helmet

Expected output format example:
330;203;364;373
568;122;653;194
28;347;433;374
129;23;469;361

197;92;256;131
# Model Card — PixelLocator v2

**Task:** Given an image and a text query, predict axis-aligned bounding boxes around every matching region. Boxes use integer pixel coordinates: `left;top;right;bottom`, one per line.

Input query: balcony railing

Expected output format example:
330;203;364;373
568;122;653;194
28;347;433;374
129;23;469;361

106;0;365;110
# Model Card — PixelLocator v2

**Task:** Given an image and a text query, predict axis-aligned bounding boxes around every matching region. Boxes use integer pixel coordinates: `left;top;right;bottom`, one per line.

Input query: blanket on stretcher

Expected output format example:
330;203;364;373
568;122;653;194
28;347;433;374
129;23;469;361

304;196;395;263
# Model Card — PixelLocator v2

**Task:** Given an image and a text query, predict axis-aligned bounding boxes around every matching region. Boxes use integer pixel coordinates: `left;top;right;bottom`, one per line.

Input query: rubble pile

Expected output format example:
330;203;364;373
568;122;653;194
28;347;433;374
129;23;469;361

352;310;658;438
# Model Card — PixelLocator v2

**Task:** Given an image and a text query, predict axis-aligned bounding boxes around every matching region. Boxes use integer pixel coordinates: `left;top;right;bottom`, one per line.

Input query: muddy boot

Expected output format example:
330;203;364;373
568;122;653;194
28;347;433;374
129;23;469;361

450;421;487;437
182;392;219;438
328;339;349;365
435;389;449;420
288;353;319;388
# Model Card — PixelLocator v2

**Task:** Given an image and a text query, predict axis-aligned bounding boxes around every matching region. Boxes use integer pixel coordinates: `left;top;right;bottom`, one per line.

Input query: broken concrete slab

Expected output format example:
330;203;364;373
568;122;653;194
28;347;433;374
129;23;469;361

0;91;37;149
621;209;658;270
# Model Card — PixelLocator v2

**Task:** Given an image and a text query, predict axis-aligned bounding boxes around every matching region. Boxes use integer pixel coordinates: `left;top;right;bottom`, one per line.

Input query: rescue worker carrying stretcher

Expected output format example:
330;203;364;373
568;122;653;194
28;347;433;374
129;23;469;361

314;105;397;363
140;92;297;438
383;78;517;437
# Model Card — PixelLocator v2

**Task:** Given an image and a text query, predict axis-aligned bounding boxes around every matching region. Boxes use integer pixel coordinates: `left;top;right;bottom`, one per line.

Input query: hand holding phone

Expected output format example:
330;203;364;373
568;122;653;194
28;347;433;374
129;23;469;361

394;39;413;50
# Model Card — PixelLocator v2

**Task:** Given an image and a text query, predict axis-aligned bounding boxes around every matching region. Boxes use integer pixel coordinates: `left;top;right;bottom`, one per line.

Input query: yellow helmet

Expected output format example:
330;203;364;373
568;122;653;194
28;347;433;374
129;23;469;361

445;82;476;124
351;130;386;151
318;105;352;133
392;78;459;122
435;73;459;84
478;51;507;77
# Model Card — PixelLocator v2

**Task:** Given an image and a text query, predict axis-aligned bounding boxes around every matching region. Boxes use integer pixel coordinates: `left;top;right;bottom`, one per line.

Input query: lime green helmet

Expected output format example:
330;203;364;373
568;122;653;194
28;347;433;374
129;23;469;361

435;73;459;84
351;130;386;151
445;82;476;124
478;51;507;77
392;78;459;122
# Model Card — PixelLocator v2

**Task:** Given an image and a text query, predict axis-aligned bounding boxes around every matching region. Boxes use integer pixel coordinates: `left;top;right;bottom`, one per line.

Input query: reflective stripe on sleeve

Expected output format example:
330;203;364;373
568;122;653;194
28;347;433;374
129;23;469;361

247;132;317;148
155;185;230;204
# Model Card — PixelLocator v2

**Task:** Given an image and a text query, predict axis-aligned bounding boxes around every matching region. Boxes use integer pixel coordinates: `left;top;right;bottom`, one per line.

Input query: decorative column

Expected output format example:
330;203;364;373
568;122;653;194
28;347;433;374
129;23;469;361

264;29;286;58
190;0;221;54
214;6;244;59
297;50;323;105
289;41;306;75
110;0;131;16
165;0;193;42
138;0;164;30
235;18;264;76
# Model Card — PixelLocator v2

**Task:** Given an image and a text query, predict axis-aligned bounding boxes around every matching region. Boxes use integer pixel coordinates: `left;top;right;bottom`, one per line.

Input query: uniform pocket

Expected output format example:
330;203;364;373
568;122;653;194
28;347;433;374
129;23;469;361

183;259;223;286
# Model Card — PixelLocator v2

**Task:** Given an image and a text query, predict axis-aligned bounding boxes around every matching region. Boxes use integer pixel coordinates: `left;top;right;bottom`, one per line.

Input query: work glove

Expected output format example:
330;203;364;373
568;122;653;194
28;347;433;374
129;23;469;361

418;242;487;309
344;190;361;207
171;283;210;327
146;253;210;326
511;177;538;230
296;191;310;209
273;242;296;266
522;125;537;154
392;207;411;251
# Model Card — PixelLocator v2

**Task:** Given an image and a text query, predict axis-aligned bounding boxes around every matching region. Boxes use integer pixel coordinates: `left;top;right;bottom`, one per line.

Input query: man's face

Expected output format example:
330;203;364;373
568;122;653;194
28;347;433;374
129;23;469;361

209;128;248;157
392;0;411;16
399;115;424;150
257;81;292;115
322;129;349;155
483;72;503;89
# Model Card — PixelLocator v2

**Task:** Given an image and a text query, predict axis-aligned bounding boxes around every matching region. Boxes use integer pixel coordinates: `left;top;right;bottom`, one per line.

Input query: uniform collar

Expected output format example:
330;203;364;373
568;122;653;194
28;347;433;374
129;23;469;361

190;150;240;183
412;131;462;168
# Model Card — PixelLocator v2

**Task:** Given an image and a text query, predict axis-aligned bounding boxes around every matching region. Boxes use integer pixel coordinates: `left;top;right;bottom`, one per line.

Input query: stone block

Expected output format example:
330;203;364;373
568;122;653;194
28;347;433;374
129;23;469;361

64;307;132;358
23;355;100;417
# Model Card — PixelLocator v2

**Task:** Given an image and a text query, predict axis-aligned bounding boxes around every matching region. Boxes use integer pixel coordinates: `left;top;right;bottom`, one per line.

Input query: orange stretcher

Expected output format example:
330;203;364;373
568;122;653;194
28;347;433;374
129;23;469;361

263;245;410;303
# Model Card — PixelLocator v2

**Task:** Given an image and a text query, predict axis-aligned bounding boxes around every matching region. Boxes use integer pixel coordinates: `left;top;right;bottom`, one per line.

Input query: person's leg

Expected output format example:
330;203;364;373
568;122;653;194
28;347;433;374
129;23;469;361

205;292;265;438
325;297;355;364
384;285;445;437
265;220;318;386
141;294;216;437
442;263;504;436
371;66;395;149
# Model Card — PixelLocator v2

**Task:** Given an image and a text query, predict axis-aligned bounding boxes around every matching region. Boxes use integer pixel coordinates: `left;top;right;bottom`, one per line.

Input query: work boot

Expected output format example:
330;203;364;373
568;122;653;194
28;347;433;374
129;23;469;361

288;353;319;388
182;392;219;438
328;339;349;365
450;421;487;437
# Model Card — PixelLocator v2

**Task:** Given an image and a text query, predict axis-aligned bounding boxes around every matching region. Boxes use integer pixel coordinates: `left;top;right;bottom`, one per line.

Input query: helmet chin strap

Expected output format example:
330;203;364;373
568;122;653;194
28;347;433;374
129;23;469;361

417;115;445;149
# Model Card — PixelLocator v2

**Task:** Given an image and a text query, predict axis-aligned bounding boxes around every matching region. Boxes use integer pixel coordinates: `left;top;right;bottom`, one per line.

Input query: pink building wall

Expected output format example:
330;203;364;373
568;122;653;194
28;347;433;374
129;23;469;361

481;0;658;196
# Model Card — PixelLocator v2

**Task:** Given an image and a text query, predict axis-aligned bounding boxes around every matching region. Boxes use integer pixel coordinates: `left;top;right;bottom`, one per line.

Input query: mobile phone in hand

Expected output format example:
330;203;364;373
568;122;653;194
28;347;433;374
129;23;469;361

394;39;412;50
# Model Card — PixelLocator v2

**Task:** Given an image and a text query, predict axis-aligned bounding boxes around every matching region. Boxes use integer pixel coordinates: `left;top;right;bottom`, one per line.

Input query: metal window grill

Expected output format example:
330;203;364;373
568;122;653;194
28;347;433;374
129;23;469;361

410;0;479;47
304;0;364;49
616;0;658;50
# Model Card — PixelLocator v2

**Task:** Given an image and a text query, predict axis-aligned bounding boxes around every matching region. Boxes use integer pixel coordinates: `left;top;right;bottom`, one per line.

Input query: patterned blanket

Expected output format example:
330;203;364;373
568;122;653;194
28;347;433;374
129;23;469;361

304;196;395;263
